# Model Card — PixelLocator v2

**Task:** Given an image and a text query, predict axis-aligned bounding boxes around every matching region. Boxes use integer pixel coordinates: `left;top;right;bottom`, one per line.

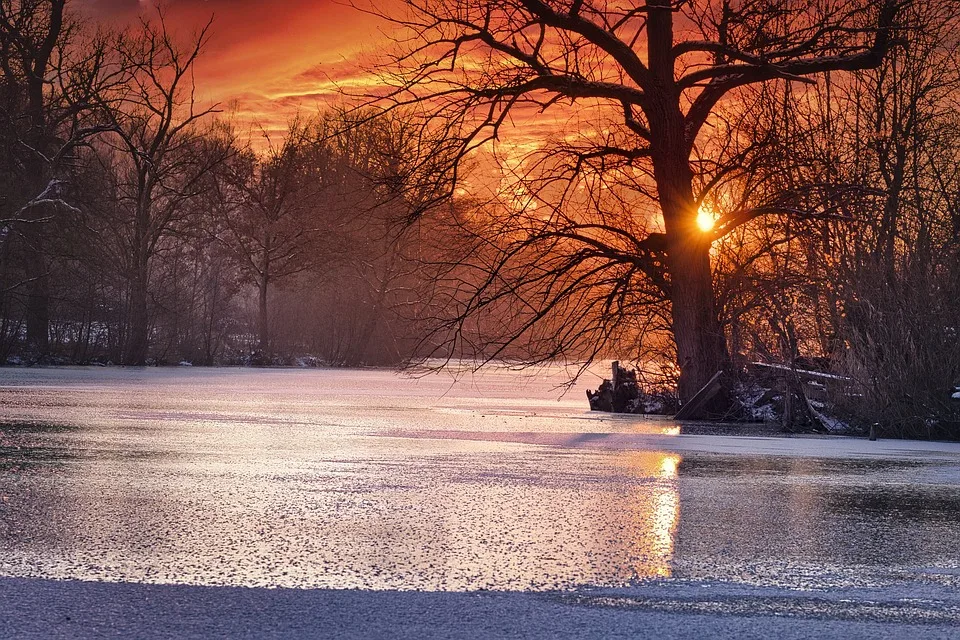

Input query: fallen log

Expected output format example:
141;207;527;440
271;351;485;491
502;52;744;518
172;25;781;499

674;371;724;420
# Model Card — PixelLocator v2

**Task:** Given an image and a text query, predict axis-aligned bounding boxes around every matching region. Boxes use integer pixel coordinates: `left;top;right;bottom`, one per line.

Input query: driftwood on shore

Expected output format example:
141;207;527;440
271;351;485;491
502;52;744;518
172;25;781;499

586;359;865;430
586;361;679;415
750;362;853;432
588;360;729;419
673;371;724;420
586;361;638;413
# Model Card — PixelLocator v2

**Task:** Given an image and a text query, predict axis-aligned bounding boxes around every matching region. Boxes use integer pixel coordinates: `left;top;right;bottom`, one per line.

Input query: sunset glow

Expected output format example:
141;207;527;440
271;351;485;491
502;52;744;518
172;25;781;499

3;1;957;635
83;0;391;139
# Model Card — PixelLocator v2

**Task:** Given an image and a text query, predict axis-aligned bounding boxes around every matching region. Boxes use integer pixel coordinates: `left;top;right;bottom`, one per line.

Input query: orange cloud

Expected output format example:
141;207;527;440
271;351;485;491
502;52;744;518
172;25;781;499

81;0;588;163
85;0;394;138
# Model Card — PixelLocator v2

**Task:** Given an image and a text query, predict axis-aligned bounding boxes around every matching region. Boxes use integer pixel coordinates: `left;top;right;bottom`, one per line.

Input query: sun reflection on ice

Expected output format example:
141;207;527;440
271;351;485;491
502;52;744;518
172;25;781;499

623;451;682;579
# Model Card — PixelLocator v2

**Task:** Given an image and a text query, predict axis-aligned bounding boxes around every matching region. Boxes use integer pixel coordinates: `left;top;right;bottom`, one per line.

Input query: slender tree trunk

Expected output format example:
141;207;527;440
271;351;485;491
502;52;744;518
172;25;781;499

204;274;220;366
125;265;149;366
125;201;151;365
22;131;52;356
879;147;906;282
23;241;49;355
258;276;269;356
20;1;65;357
348;285;386;366
258;235;271;357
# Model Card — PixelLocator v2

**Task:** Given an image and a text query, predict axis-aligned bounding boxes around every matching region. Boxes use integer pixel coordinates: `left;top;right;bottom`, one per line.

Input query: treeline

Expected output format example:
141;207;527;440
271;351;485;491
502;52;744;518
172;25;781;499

0;3;456;367
2;1;959;437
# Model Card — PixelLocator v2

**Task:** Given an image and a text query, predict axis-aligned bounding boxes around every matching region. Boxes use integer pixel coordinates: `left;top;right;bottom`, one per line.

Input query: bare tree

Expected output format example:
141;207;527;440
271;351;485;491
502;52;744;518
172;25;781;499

0;0;67;354
365;0;903;408
91;12;226;365
219;107;459;365
213;123;328;359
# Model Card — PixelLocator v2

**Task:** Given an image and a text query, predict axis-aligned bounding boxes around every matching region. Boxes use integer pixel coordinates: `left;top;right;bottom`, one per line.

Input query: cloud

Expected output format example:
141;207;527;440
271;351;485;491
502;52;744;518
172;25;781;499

80;0;389;140
79;0;142;16
82;0;567;160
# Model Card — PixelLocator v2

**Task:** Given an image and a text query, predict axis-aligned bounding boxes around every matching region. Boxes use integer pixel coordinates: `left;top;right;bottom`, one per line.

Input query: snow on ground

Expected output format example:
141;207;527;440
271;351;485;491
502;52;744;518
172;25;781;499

3;576;959;640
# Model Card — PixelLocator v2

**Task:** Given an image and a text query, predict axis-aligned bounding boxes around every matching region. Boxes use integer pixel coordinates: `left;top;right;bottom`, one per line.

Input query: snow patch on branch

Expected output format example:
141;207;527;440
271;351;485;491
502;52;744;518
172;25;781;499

6;179;80;223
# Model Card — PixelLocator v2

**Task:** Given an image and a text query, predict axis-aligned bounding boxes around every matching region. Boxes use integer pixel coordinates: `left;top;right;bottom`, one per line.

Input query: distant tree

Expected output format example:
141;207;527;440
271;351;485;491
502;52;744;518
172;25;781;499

89;12;227;365
150;227;242;366
304;107;459;366
214;106;459;365
368;0;905;408
213;123;329;359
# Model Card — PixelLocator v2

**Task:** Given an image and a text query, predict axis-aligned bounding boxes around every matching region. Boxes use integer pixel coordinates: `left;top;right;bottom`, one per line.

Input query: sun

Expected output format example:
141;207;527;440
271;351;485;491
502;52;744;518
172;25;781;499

696;208;715;233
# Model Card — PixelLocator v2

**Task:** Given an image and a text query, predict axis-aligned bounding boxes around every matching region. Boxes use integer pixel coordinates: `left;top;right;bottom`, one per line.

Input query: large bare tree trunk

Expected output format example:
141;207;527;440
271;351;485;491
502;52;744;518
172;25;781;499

646;2;730;408
669;237;728;403
657;167;729;404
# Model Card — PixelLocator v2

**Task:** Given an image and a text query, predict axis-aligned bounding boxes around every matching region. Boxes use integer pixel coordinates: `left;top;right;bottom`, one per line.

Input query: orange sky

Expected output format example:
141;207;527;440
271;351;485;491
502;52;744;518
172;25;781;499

83;0;393;139
78;0;590;212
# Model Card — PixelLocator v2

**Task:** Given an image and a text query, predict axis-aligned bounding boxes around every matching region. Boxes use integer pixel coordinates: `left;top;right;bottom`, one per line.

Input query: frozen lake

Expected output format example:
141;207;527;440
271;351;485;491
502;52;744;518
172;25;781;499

2;366;960;637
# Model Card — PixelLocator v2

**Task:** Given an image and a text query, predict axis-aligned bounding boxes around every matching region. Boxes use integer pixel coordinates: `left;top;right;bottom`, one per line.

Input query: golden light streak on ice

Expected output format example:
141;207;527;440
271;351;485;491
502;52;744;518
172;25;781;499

623;451;682;579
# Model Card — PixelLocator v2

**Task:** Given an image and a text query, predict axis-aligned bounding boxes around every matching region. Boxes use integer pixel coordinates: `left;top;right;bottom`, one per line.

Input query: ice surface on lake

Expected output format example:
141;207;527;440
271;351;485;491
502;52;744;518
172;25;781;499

0;366;959;593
